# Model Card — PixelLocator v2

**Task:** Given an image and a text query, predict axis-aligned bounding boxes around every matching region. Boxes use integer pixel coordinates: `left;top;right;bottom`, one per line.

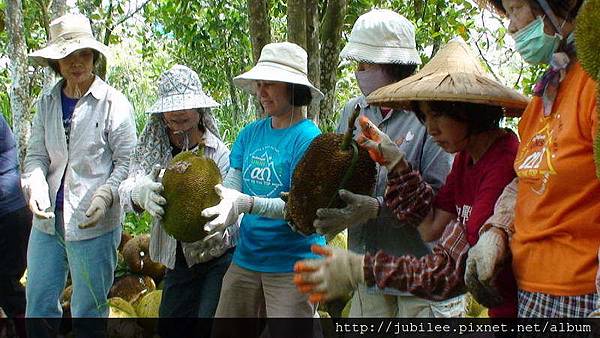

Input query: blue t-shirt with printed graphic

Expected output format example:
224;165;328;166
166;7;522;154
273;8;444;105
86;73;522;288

230;117;325;273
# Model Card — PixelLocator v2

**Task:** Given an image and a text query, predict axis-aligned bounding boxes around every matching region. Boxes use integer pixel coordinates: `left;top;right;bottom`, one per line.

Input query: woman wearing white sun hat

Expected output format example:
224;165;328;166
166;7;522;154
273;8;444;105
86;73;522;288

311;9;456;318
201;42;324;336
22;12;136;336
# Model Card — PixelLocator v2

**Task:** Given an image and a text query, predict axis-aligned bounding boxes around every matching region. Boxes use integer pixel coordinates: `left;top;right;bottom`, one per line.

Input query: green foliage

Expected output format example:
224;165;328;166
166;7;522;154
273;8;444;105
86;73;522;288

123;212;153;236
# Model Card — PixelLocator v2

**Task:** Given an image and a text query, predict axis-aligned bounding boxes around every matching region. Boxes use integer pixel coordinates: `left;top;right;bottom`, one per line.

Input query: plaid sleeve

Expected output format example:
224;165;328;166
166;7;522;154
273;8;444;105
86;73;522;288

363;220;470;301
384;165;434;226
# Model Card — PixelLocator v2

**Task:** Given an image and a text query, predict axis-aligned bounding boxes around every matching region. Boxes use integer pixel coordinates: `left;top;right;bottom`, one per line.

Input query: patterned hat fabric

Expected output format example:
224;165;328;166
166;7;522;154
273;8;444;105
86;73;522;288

147;65;219;114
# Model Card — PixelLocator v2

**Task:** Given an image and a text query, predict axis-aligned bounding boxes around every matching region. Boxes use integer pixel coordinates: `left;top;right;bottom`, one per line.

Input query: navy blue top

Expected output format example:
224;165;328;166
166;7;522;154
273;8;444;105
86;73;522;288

0;115;26;216
55;91;78;210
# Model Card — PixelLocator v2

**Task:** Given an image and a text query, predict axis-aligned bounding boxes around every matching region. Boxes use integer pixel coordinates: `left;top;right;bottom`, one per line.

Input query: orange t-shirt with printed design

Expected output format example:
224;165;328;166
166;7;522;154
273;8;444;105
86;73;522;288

512;61;599;296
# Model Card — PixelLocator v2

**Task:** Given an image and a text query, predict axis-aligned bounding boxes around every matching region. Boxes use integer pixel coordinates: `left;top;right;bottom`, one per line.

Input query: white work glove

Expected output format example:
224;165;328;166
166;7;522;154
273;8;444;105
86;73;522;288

79;184;113;229
21;172;54;219
201;184;253;234
293;245;364;303
131;164;166;219
357;116;406;171
313;189;379;241
464;228;508;307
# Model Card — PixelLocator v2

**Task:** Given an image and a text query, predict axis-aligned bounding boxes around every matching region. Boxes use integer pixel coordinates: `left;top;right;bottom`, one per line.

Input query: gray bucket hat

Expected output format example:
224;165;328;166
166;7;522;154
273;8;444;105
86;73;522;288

147;65;219;114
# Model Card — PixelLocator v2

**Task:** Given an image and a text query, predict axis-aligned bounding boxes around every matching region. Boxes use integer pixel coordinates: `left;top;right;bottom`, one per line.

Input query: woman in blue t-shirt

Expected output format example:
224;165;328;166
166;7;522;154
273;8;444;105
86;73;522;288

201;42;325;330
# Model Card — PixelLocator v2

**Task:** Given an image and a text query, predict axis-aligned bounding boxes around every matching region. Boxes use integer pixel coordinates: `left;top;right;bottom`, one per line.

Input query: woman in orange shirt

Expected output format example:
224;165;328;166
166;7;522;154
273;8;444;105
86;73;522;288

466;0;599;317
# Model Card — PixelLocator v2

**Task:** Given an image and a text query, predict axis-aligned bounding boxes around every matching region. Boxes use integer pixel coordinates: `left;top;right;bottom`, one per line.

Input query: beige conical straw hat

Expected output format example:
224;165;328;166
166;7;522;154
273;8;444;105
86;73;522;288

367;38;529;117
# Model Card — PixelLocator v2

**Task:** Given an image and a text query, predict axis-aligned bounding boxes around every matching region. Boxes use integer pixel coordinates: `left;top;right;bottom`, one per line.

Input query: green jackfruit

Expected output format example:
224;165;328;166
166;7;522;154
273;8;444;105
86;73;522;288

108;297;137;318
327;232;347;250
162;146;222;242
287;107;377;235
575;0;600;81
134;290;162;318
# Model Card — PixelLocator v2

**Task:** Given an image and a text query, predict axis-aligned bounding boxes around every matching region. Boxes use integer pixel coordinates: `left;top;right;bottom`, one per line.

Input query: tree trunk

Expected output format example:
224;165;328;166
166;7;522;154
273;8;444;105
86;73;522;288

5;0;33;167
247;0;271;64
43;0;68;90
430;0;444;57
287;0;306;49
319;0;346;120
50;0;67;18
305;0;320;120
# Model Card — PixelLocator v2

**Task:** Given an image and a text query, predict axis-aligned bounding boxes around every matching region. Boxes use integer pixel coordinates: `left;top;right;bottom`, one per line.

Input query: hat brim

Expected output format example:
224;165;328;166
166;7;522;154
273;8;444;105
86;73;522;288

28;38;111;66
340;41;422;65
146;93;220;114
233;64;324;105
368;73;530;117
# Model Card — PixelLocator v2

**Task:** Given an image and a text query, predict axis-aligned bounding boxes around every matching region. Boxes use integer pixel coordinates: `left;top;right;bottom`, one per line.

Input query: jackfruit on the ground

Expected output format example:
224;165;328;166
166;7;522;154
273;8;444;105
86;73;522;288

575;0;600;81
108;297;137;318
327;232;347;250
287;133;377;235
134;290;162;318
122;234;166;283
161;148;222;242
109;275;156;304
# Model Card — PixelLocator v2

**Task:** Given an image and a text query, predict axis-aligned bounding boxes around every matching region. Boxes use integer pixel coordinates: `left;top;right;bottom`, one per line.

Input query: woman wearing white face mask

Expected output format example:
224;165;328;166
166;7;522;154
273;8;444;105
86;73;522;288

464;0;600;317
312;9;455;318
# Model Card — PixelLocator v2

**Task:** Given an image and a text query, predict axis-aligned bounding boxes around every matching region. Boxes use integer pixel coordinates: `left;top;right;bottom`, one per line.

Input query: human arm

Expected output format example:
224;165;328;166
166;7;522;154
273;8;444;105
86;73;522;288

295;219;469;302
465;178;518;307
21;98;54;219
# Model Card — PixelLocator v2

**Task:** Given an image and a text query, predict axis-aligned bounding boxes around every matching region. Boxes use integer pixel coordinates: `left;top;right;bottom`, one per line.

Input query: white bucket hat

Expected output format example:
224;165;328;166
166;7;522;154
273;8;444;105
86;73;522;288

340;9;422;65
233;42;324;105
147;64;220;114
29;13;111;66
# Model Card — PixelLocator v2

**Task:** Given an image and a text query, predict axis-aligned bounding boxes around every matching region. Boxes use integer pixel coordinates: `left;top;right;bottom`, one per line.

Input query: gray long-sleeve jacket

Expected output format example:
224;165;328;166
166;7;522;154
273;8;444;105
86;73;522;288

23;77;137;241
338;96;453;295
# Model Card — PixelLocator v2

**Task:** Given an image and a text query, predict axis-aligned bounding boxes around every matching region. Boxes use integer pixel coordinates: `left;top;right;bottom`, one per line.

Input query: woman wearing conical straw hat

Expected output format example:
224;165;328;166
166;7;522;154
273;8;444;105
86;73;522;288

293;37;528;318
22;13;137;334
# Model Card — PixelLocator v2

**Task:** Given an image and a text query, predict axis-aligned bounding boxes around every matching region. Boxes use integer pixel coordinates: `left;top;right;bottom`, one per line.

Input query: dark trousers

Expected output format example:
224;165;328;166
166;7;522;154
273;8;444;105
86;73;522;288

158;245;233;338
0;206;31;318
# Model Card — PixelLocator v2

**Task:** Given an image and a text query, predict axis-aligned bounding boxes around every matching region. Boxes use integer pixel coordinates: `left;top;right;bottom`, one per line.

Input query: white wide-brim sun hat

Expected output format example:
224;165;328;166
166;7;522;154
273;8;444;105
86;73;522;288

340;9;422;65
29;13;111;66
234;42;324;105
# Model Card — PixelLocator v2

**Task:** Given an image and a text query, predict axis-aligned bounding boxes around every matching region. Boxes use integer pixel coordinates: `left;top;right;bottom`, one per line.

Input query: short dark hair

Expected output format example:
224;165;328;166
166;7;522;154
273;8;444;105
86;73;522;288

380;63;418;82
47;50;101;76
486;0;583;21
287;83;312;107
411;100;504;135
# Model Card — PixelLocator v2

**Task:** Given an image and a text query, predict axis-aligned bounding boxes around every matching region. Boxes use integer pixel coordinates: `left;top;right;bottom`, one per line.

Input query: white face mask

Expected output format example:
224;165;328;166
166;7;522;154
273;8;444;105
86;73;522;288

355;66;397;96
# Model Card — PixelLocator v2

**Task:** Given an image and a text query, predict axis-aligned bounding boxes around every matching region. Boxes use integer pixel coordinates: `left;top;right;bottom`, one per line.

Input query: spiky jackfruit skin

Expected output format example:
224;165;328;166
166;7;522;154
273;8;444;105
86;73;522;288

122;234;166;282
287;133;377;235
161;151;222;242
134;290;162;318
575;0;600;81
108;297;137;318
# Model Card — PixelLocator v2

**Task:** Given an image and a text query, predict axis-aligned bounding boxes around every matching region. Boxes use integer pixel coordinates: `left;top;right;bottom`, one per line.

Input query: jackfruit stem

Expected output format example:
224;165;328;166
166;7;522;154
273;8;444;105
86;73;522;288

341;104;361;151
